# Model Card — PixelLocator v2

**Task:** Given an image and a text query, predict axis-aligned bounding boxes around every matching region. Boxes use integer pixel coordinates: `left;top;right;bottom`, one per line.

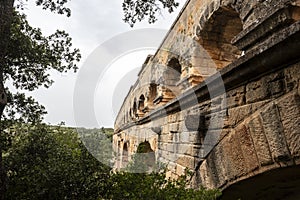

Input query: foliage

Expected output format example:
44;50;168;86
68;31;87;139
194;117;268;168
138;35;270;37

137;141;153;153
6;11;80;86
122;0;180;27
3;124;111;200
77;127;114;167
106;172;221;199
2;10;80;122
2;124;221;199
105;159;221;200
15;0;71;17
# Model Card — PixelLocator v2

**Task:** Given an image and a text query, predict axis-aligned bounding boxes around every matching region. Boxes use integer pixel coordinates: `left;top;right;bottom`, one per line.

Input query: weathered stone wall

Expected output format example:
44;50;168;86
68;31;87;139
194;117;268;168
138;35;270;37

113;0;300;196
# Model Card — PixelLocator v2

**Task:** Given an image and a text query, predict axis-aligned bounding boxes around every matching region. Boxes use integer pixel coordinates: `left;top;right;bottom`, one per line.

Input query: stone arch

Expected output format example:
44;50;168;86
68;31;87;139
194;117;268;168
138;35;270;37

148;83;158;106
136;141;156;168
129;108;132;120
166;57;182;86
132;100;137;119
197;6;243;69
138;94;146;117
122;142;129;167
156;57;183;103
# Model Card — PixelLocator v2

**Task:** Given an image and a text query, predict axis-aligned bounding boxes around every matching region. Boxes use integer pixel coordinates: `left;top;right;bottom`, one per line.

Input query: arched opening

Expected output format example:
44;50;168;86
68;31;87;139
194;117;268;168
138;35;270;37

198;6;243;69
222;166;300;199
137;94;146;117
129;108;132;121
116;140;121;169
149;83;157;101
136;141;156;168
166;57;182;86
132;101;137;119
138;95;145;110
148;83;157;106
157;57;182;103
122;142;129;167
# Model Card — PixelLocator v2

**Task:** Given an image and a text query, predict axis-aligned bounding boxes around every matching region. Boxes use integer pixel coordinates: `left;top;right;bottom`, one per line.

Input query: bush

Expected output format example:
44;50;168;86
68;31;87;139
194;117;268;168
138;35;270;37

3;124;221;200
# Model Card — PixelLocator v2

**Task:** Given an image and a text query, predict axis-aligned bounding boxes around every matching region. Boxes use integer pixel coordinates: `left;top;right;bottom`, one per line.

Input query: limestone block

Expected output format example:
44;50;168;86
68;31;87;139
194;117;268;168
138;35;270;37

167;143;175;153
269;79;284;97
175;144;188;155
178;111;185;121
237;124;259;171
165;132;172;141
195;99;211;114
180;131;202;144
185;145;204;158
172;132;180;143
276;92;300;158
206;145;227;188
248;115;273;166
179;131;190;143
226;85;245;108
226;104;252;127
184;114;205;131
176;164;186;176
166;171;172;179
161;125;169;135
169;123;179;133
211;95;224;112
246;78;269;104
260;104;291;162
160;149;169;159
199;160;215;189
161;142;168;151
285;62;300;92
154;117;165;127
159;135;170;143
176;155;196;169
251;100;272;113
168;113;179;123
202;130;222;154
170;152;181;164
190;169;202;189
205;110;227;130
222;130;247;178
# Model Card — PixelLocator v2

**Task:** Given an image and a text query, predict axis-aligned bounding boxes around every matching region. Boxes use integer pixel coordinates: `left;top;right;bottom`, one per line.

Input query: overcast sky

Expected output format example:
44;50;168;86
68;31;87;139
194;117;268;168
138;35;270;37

23;1;183;128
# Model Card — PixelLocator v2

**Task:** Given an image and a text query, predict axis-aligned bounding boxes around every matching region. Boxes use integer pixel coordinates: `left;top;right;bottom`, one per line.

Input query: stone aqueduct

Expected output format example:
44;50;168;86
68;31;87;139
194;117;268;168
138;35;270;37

113;0;300;198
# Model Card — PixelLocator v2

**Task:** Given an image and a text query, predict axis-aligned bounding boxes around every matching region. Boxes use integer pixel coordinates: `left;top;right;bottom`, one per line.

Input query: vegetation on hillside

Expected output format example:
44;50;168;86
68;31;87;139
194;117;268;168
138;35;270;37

2;123;221;199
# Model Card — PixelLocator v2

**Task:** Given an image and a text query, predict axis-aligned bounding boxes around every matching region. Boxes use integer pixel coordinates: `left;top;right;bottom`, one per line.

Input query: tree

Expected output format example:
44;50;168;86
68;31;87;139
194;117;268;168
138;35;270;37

4;124;112;200
104;155;221;200
122;0;180;27
0;1;80;198
3;123;221;200
0;0;76;118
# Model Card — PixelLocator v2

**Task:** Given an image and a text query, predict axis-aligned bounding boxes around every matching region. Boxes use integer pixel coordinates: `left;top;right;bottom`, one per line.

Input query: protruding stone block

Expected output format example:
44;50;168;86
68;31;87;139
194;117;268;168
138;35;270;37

260;104;291;162
246;78;269;104
223;130;247;178
237;124;259;171
276;93;300;158
248;115;273;166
